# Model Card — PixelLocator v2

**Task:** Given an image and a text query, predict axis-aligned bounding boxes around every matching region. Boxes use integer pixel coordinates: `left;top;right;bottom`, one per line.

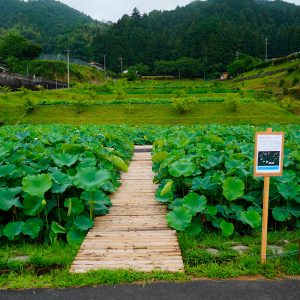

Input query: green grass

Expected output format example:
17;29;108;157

1;101;299;126
0;230;299;289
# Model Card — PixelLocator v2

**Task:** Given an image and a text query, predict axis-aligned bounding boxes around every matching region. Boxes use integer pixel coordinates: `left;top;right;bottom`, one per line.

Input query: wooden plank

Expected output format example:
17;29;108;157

70;148;184;274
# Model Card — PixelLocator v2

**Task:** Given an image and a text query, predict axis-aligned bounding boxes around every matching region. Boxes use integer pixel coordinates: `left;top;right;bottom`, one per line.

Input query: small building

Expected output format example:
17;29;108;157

89;61;104;71
220;72;229;80
0;66;8;73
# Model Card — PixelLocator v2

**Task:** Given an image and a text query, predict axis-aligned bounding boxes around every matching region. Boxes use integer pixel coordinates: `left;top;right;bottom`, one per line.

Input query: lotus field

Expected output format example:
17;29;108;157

153;125;300;237
0;124;299;245
0;125;133;244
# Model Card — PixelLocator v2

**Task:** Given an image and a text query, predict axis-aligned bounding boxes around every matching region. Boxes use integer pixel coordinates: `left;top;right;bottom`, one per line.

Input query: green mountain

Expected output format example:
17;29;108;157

93;0;300;74
0;0;107;61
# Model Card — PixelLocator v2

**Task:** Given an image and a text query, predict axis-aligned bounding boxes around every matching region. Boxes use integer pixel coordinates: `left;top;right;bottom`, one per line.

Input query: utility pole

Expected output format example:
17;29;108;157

65;49;70;88
119;57;123;73
265;37;268;62
103;55;107;72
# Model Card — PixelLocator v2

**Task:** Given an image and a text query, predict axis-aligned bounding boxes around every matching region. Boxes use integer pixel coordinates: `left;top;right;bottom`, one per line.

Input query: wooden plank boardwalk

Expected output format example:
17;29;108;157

70;145;184;273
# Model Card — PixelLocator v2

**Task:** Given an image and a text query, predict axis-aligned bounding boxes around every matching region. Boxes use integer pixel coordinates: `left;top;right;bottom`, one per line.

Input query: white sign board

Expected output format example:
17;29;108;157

254;132;284;177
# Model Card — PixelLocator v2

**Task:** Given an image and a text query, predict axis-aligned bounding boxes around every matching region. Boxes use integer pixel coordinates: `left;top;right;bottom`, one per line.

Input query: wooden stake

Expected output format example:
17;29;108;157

261;128;272;264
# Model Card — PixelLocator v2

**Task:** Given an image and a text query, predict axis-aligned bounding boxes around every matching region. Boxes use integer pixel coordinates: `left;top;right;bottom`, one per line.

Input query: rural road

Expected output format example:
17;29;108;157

1;279;300;300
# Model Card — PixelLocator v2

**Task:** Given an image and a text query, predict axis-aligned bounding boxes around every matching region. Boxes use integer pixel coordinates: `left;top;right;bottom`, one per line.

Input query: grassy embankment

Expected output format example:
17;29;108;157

0;73;299;125
0;229;299;289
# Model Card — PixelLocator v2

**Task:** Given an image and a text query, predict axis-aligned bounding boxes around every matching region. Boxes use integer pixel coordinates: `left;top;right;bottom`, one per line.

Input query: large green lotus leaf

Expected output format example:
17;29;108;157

81;190;112;207
22;218;43;239
184;221;203;236
0;187;22;211
290;150;300;162
52;152;78;167
222;177;245;201
277;182;300;200
240;210;261;228
67;226;86;245
94;203;109;216
160;180;173;196
0;165;16;177
272;207;291;222
73;167;110;192
3;221;24;240
155;189;172;203
64;198;84;216
286;201;300;218
192;176;218;193
22;174;52;198
201;154;223;169
152;151;169;163
225;159;243;170
74;215;94;231
51;221;66;234
110;155;128;172
182;193;207;216
166;207;192;231
169;159;196;177
220;219;234;237
206;206;218;216
23;195;45;216
276;170;296;184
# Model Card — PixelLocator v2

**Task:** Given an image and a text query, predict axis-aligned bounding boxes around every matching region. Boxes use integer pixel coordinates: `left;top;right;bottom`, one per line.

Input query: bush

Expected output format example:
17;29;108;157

226;98;240;113
292;78;299;86
24;98;37;113
171;96;197;114
279;79;285;87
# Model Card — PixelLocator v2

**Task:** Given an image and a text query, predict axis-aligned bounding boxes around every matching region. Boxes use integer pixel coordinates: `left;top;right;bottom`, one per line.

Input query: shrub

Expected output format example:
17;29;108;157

24;98;37;113
171;96;197;114
279;79;285;87
226;98;240;113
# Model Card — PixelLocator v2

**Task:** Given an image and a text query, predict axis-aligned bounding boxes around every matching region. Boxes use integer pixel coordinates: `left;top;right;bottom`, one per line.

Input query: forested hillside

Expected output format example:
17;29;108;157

1;0;300;77
93;0;300;74
0;0;107;61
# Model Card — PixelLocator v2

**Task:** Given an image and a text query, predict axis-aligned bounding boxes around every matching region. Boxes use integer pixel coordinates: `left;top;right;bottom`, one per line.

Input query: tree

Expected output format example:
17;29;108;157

227;54;259;77
0;31;42;62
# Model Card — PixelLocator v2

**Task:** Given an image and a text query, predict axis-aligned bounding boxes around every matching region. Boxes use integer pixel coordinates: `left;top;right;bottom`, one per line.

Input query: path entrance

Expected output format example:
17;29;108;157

70;146;184;273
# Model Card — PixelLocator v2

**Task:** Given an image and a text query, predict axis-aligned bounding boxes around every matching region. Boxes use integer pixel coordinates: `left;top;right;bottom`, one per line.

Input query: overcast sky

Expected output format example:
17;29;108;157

58;0;300;22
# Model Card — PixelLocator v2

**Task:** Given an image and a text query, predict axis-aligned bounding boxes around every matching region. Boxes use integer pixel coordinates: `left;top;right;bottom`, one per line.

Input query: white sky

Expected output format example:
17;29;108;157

58;0;300;22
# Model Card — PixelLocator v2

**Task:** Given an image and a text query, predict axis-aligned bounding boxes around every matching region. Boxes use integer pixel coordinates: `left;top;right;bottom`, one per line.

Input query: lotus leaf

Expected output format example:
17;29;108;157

272;207;291;222
73;167;110;192
220;219;234;237
152;151;168;163
3;221;24;240
160;180;173;196
185;221;203;236
222;177;245;201
52;152;78;167
110;155;128;172
64;198;85;216
51;221;66;234
277;182;300;200
23;196;44;216
240;210;261;228
0;165;15;177
22;174;52;198
67;226;86;245
22;218;43;239
166;207;192;231
74;215;94;231
169;159;196;177
0;187;22;211
182;193;207;215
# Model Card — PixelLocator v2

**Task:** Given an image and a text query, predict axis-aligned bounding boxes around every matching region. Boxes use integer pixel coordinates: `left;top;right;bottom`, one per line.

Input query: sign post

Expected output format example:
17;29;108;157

254;128;284;264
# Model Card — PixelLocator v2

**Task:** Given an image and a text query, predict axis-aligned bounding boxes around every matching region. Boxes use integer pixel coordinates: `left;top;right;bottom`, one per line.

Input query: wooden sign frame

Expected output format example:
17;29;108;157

254;131;284;177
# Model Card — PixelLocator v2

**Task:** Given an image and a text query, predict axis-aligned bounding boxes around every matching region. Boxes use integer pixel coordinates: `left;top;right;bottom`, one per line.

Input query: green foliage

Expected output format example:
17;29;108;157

227;54;260;77
152;125;300;236
0;125;133;244
0;31;42;62
171;97;198;114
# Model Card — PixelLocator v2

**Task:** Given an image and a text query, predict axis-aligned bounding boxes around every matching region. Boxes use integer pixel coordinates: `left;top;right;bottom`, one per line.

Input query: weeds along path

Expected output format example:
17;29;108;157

70;146;184;273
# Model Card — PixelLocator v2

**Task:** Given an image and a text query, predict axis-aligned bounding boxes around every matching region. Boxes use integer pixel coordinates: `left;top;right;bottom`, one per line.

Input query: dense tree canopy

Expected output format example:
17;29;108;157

1;0;300;77
0;32;42;62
